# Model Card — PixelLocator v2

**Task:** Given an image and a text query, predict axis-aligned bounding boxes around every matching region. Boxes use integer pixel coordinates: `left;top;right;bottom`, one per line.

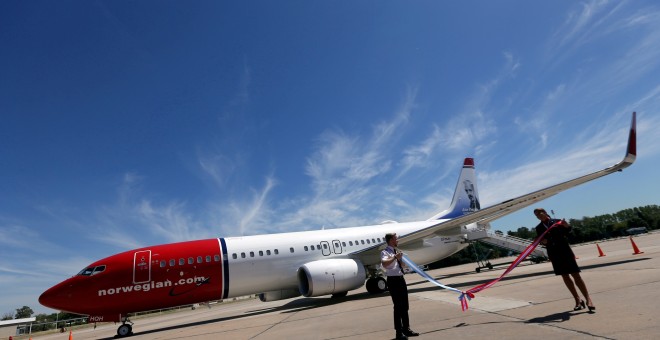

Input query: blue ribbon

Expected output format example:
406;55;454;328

400;255;463;295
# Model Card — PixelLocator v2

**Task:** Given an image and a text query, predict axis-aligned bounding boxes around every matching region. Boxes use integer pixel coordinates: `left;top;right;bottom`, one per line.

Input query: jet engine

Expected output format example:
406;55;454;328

297;259;366;297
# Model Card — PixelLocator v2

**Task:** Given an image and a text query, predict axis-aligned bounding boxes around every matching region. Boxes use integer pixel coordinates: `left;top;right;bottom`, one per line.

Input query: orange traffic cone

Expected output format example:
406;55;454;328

630;236;644;255
69;330;73;340
596;243;606;257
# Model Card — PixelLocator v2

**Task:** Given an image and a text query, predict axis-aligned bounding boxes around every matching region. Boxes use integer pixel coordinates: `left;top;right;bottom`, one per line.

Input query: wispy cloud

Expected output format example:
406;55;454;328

545;0;620;64
88;174;216;247
217;175;277;236
398;125;442;176
282;88;417;229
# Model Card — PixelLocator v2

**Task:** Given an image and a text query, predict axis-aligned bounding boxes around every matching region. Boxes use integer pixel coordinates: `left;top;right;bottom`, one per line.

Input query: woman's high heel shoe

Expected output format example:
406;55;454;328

574;300;586;311
587;304;596;312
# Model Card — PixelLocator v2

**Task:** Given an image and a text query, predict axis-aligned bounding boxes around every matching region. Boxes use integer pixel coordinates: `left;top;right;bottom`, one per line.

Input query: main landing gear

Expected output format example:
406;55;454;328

365;277;388;294
116;318;134;337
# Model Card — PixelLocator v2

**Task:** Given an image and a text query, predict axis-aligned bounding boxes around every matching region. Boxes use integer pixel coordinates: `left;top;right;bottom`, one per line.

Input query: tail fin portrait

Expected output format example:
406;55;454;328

428;158;480;220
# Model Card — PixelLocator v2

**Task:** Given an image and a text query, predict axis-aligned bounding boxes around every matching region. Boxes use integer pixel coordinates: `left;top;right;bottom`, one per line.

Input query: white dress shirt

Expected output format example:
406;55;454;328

381;246;404;276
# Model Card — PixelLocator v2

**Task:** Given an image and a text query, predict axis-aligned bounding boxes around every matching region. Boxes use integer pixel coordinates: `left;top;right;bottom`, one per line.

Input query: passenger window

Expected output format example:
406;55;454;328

367;239;371;244
169;259;175;267
266;250;271;255
197;256;203;263
290;247;294;253
304;246;309;251
214;255;220;261
274;249;279;255
250;251;254;257
241;252;246;258
377;238;382;242
259;250;264;256
160;261;166;268
232;254;237;259
342;242;346;247
311;245;315;250
206;255;212;262
361;240;365;245
188;257;194;265
349;241;353;246
372;238;375;243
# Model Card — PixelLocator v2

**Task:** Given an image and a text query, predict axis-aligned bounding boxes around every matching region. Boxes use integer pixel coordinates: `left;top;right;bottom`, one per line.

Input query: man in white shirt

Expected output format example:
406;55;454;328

381;233;419;339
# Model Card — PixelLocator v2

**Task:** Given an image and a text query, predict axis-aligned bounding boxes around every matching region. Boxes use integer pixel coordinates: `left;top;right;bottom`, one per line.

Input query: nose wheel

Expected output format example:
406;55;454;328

117;319;134;337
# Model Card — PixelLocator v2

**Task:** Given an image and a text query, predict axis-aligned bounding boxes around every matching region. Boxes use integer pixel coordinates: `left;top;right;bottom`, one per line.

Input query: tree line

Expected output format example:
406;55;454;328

1;306;84;332
507;205;659;242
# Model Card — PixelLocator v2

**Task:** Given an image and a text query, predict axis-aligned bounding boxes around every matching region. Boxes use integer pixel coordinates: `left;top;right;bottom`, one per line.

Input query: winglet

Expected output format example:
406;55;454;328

623;112;636;165
628;112;636;156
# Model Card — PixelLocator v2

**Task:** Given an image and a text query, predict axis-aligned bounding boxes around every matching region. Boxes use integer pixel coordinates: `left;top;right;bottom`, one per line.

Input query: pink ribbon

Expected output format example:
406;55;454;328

459;220;563;311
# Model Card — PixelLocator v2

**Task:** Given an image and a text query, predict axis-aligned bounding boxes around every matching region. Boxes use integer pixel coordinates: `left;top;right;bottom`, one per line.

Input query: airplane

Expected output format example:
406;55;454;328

39;112;637;337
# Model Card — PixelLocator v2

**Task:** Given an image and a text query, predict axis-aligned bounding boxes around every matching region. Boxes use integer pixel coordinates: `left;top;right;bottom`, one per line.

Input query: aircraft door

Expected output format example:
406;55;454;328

133;250;151;284
332;240;343;254
320;241;331;256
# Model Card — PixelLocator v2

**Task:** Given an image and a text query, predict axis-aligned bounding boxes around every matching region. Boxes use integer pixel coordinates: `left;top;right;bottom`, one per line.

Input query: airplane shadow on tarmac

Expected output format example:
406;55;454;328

101;257;648;339
100;290;388;338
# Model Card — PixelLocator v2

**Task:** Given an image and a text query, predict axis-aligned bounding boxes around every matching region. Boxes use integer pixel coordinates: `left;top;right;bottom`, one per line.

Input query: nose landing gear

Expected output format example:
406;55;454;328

117;318;134;337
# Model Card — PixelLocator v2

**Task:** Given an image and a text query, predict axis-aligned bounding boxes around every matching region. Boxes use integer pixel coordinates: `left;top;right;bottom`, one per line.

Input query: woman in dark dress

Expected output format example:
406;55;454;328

534;208;595;312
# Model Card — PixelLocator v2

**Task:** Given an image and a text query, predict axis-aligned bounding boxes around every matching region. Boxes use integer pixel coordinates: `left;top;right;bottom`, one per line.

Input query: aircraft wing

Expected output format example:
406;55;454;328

351;112;636;263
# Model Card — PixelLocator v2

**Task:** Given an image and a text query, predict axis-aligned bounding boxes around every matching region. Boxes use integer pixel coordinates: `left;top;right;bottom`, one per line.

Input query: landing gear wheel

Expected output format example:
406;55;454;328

376;277;388;292
366;278;378;294
117;324;133;337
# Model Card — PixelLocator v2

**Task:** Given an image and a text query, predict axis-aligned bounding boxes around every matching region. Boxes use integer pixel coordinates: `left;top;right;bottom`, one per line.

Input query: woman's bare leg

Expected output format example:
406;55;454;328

561;274;581;305
571;272;593;307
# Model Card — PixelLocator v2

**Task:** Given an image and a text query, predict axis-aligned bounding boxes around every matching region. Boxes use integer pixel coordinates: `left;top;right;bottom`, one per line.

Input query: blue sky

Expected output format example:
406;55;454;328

1;1;659;315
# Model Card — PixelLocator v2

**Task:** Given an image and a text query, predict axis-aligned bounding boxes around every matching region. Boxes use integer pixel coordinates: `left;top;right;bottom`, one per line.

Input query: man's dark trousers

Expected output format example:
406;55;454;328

387;275;409;332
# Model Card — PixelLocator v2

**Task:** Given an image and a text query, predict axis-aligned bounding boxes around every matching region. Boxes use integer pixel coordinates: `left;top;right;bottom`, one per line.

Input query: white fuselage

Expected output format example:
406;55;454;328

223;220;469;298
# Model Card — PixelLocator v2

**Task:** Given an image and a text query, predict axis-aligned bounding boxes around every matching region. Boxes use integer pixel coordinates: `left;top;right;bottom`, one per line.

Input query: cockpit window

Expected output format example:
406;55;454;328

78;267;94;276
78;265;106;276
91;265;106;275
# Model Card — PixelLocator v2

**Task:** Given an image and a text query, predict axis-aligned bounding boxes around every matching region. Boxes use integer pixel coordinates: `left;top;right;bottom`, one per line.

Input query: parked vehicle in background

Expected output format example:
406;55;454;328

626;227;648;235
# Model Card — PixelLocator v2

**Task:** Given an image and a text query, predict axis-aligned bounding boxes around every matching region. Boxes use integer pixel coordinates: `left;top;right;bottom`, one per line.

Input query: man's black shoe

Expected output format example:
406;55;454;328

395;332;408;340
403;328;419;337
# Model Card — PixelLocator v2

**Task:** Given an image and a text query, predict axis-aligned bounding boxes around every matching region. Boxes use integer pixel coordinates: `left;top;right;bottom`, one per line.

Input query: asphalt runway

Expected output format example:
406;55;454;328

33;232;659;340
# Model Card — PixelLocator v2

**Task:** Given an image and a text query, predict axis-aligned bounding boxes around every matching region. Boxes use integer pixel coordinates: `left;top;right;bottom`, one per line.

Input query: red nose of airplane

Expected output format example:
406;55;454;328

39;280;76;312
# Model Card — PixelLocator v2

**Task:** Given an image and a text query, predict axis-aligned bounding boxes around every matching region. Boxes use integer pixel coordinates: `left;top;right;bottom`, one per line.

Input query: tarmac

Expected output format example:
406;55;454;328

32;232;659;340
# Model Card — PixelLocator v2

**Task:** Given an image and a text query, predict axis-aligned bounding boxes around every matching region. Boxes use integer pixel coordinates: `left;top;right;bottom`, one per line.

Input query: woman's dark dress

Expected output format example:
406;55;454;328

536;219;580;275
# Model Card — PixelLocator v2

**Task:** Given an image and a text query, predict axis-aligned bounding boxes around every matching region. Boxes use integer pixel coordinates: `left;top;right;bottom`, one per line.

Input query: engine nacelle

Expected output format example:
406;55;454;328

258;289;301;302
297;259;366;297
